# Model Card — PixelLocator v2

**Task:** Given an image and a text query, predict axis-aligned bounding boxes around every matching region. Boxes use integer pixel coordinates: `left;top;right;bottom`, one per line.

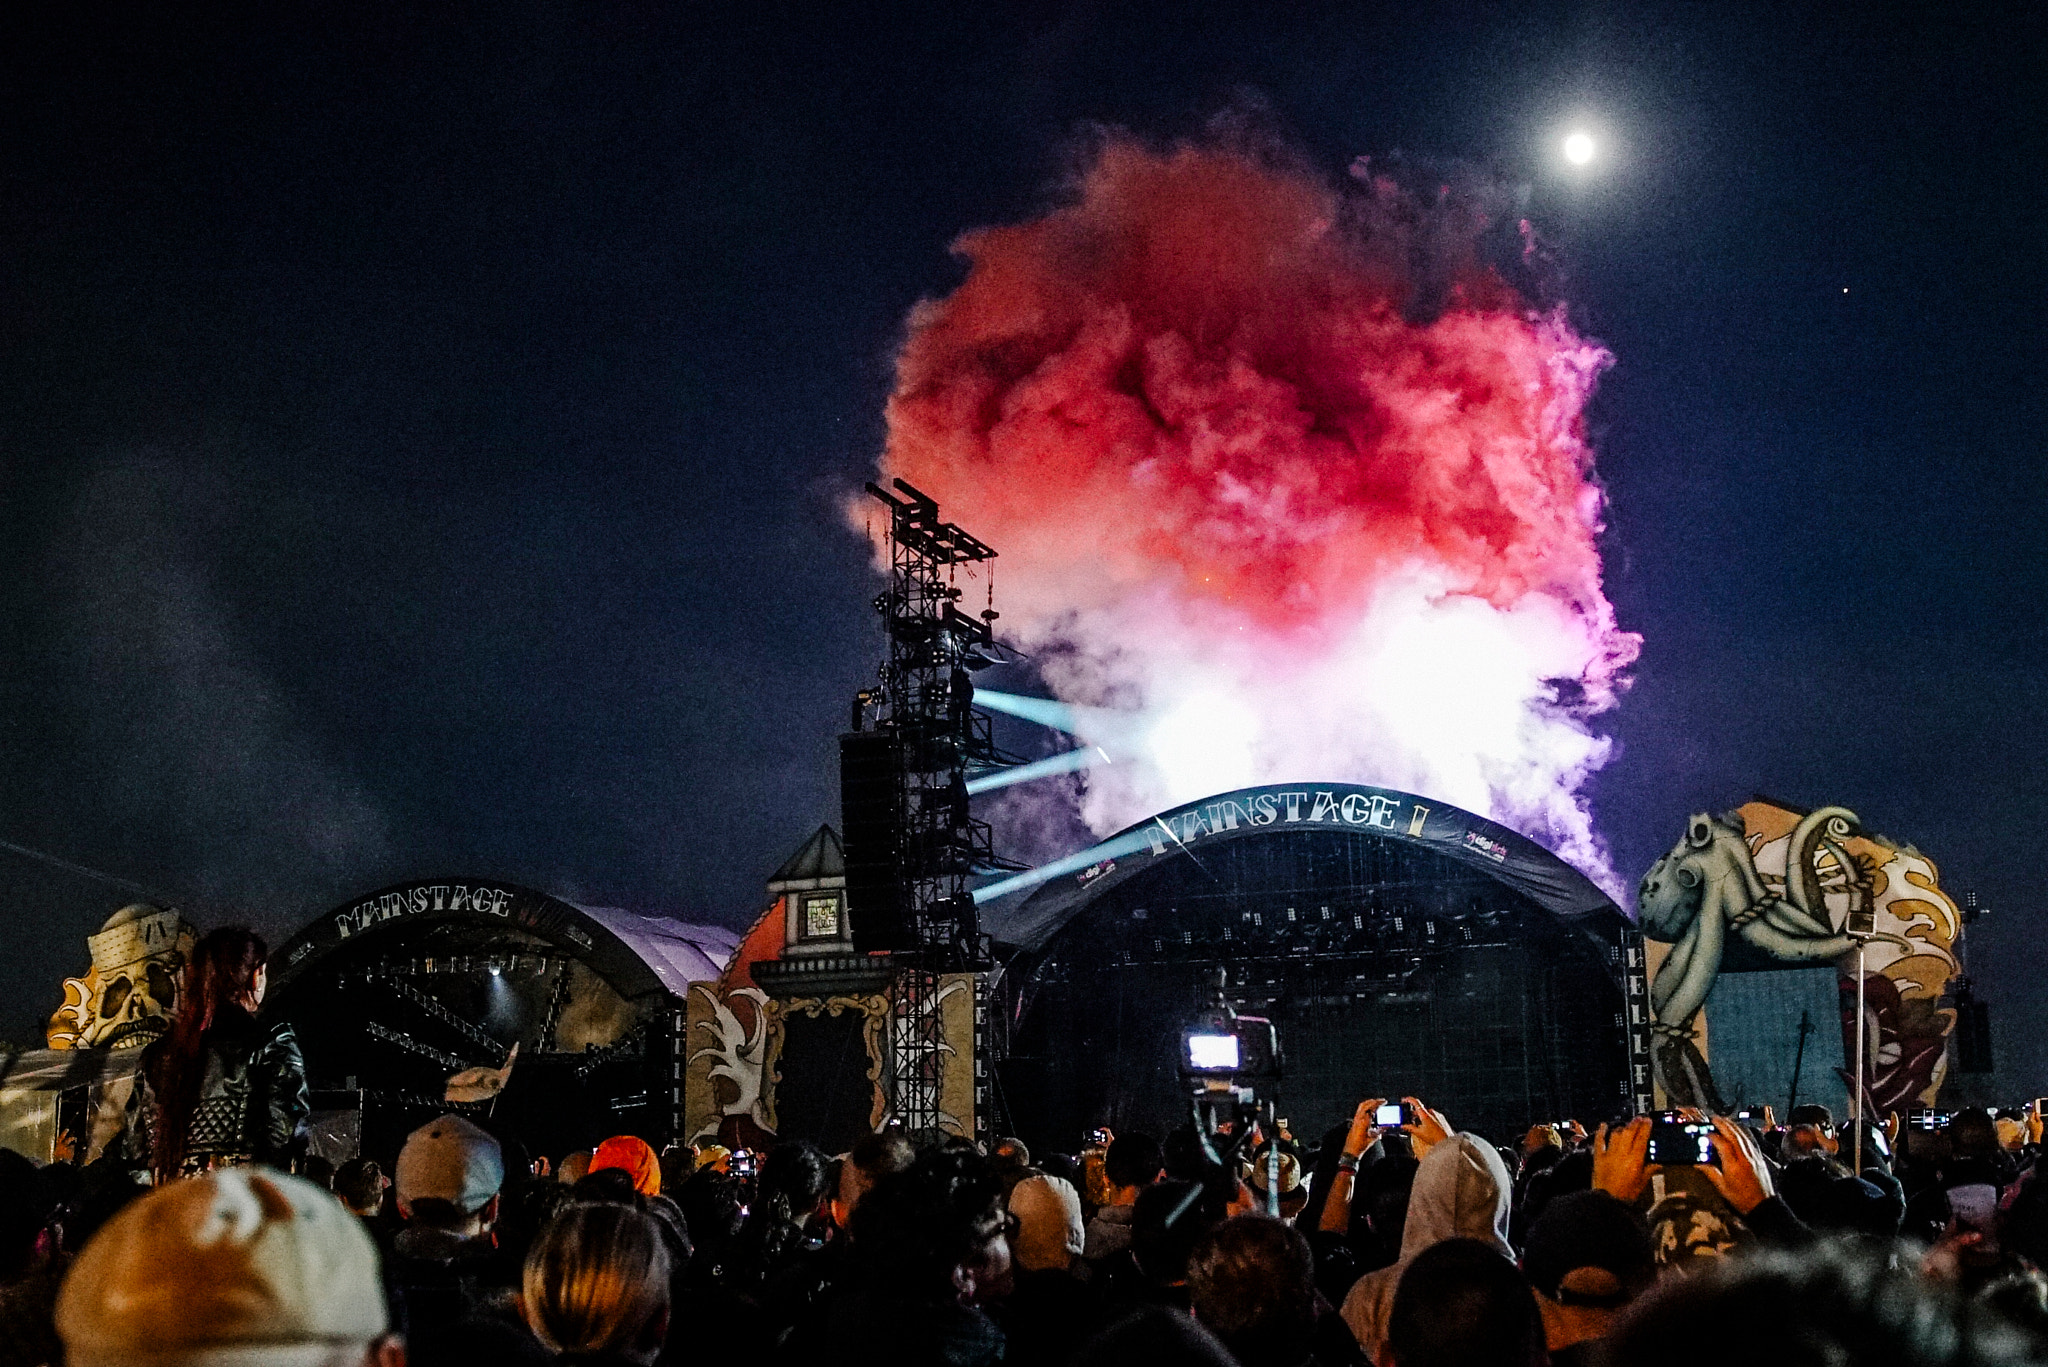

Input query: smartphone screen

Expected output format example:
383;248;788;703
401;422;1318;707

1375;1102;1405;1127
1648;1118;1714;1165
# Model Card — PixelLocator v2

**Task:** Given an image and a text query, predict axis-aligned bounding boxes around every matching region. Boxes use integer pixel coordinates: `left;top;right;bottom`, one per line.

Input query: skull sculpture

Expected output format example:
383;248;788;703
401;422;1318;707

47;904;197;1050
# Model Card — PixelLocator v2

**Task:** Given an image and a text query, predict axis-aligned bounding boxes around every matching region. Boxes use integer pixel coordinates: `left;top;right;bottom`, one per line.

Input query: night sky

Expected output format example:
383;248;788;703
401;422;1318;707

4;3;2044;1089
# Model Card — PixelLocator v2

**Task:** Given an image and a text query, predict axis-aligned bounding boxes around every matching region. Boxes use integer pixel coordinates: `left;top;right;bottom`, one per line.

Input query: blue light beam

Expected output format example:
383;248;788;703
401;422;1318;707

973;689;1133;739
965;747;1108;796
971;825;1161;905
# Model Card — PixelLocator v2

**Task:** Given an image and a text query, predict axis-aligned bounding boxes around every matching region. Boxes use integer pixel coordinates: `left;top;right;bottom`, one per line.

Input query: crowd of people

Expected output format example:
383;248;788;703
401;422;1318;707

5;927;2048;1365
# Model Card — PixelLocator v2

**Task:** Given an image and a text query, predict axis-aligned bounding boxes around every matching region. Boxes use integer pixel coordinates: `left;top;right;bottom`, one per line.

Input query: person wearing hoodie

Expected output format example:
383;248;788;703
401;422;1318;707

1339;1100;1513;1363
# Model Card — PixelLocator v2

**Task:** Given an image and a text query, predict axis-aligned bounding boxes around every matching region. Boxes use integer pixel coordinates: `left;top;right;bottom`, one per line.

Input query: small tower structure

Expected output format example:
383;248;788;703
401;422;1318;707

752;826;889;998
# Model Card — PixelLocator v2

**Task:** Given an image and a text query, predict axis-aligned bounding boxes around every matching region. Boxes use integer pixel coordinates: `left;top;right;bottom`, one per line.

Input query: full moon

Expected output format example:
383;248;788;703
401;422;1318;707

1563;131;1596;165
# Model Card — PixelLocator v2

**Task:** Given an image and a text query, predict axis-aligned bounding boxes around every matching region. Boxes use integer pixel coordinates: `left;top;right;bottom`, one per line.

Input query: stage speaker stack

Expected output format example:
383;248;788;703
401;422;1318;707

840;730;909;954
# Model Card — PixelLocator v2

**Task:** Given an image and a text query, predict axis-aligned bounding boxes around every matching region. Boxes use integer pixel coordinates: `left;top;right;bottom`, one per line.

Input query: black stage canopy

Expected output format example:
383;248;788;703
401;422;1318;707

987;785;1648;1153
985;782;1620;953
268;878;736;1161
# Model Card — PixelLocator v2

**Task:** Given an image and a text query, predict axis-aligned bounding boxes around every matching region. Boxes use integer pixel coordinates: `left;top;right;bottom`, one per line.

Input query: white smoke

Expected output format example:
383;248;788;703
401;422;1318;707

1029;565;1623;889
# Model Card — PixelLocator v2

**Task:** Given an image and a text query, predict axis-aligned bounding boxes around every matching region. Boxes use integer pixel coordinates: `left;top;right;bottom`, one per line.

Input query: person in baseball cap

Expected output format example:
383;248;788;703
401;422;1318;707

1786;1103;1839;1159
56;1165;397;1367
1006;1173;1085;1273
395;1114;504;1224
997;1173;1092;1367
1520;1189;1655;1366
390;1114;515;1357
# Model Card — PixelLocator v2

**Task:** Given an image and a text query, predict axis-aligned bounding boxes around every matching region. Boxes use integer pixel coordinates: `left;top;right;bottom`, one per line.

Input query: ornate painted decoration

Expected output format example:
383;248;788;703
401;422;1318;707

758;994;892;1135
47;904;197;1051
1639;801;1960;1112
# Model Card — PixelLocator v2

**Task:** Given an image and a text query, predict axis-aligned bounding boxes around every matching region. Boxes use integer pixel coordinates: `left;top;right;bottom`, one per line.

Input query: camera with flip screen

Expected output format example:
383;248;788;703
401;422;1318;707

1174;969;1286;1224
1180;1007;1281;1084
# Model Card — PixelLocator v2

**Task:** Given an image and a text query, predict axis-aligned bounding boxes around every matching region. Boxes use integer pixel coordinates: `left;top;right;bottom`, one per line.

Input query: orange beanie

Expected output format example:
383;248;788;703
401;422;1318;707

589;1134;661;1197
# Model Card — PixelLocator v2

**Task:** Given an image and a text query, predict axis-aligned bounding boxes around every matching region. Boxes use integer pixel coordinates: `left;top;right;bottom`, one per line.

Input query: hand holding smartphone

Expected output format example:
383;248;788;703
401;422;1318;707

1646;1111;1714;1165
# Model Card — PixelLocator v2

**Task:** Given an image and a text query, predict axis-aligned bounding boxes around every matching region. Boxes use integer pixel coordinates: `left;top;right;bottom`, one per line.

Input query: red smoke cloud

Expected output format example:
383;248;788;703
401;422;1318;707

875;137;1639;883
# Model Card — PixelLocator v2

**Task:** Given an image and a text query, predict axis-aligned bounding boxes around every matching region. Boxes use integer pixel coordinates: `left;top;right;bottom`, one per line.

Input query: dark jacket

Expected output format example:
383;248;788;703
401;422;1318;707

990;1266;1099;1367
0;1258;67;1367
1740;1195;1816;1249
128;1009;309;1168
388;1227;539;1367
781;1290;1005;1367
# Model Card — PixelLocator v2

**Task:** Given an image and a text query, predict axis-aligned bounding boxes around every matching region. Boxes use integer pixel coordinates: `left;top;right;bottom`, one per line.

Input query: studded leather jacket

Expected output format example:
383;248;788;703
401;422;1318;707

126;1009;310;1169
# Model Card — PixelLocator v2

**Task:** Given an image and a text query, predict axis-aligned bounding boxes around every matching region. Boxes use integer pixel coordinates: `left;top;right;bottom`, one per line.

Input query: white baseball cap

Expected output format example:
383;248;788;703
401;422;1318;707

395;1114;503;1214
57;1166;386;1367
1007;1173;1085;1271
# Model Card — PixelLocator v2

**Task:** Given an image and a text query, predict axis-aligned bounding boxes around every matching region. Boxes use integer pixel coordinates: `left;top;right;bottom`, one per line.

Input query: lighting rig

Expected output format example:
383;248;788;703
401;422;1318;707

343;959;526;1084
377;976;514;1066
362;1020;471;1073
842;478;1020;1135
573;1021;652;1080
351;952;560;979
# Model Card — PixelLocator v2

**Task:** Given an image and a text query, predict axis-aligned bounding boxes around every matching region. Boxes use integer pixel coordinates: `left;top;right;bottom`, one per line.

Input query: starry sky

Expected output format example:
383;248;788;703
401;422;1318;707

3;2;2044;1089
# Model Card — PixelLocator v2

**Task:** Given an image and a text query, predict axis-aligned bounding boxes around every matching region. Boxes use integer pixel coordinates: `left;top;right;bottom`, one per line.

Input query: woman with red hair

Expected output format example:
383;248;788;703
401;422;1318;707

126;927;308;1181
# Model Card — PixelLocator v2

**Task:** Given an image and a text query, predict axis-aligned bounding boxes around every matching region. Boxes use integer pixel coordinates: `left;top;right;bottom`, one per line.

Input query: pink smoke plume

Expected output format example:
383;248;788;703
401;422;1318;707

874;137;1640;886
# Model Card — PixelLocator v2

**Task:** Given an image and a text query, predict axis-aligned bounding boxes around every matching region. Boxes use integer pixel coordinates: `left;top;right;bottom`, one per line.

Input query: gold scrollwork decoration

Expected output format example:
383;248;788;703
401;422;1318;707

758;994;891;1135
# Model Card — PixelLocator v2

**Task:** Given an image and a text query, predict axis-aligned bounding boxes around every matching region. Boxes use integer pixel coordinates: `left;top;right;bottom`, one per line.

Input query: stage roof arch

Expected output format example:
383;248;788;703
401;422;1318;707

982;782;1624;954
270;878;739;1002
988;783;1647;1147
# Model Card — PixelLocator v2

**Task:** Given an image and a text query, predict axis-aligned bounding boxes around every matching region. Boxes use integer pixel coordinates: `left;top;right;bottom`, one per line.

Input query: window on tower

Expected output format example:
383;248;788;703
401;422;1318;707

804;895;842;941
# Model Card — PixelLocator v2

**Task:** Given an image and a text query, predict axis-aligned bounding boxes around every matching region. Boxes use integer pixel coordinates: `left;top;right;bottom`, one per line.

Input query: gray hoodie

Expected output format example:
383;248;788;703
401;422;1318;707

1338;1133;1514;1359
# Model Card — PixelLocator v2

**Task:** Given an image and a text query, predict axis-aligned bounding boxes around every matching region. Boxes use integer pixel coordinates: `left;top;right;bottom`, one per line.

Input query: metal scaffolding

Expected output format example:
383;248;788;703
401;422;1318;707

847;479;1013;1135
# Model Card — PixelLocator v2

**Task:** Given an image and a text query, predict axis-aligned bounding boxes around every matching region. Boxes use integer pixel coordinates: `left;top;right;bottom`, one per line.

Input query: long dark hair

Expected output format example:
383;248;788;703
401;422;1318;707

150;927;266;1180
730;1140;831;1285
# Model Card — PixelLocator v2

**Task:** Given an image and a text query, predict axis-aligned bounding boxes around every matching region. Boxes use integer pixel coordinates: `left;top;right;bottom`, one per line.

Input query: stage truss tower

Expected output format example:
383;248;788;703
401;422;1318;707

842;479;1014;1136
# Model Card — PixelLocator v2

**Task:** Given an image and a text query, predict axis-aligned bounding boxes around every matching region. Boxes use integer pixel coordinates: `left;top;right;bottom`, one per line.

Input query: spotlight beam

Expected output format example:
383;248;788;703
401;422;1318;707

965;746;1108;796
973;689;1134;739
971;825;1161;904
